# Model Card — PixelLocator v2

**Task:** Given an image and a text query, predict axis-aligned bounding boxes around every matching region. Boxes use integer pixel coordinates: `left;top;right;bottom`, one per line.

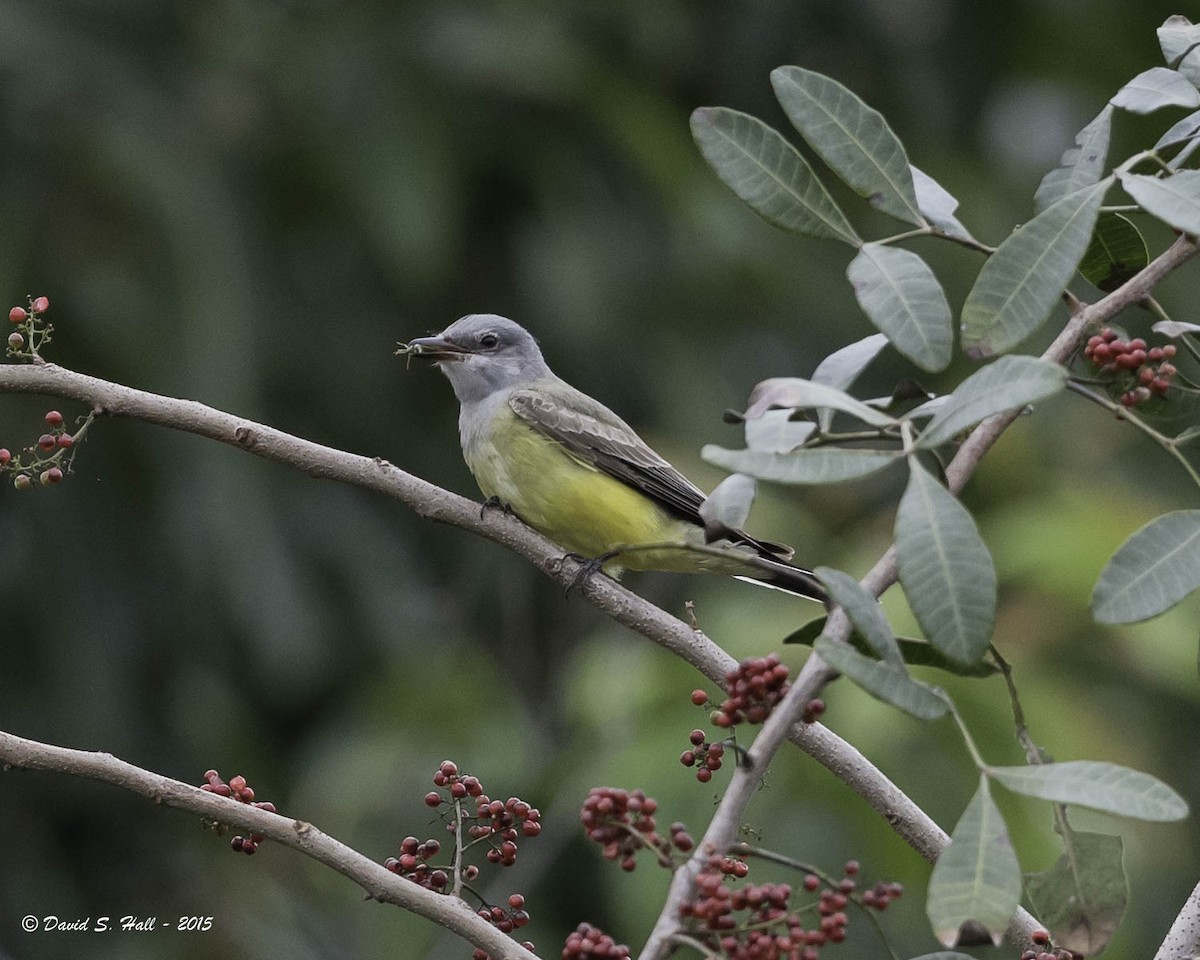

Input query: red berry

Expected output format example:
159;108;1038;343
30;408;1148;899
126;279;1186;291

37;434;55;452
691;689;708;706
1163;344;1177;358
45;467;63;485
1032;930;1050;946
424;791;442;808
8;306;26;324
439;760;458;777
32;296;49;314
0;448;10;466
508;893;525;909
696;767;713;783
45;410;63;427
57;434;73;449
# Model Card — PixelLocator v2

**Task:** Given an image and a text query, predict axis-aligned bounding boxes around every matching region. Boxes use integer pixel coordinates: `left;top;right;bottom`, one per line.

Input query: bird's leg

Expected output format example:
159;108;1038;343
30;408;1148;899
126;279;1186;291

561;550;620;597
479;495;515;520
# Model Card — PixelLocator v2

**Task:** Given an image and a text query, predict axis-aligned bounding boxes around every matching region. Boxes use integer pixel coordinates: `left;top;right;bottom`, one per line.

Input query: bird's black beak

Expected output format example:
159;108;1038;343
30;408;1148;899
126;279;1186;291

398;335;472;362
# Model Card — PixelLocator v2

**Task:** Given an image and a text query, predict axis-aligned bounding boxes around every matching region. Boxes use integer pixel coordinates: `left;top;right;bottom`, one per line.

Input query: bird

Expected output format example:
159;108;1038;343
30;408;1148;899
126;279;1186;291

402;314;826;603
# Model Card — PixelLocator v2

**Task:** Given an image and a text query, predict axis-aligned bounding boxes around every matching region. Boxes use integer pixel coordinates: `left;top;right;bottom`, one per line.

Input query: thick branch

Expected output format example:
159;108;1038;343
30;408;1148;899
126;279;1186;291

0;729;539;960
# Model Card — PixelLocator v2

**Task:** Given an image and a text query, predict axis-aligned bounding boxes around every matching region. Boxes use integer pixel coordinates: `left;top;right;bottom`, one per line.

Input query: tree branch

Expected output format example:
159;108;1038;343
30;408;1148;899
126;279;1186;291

0;729;540;960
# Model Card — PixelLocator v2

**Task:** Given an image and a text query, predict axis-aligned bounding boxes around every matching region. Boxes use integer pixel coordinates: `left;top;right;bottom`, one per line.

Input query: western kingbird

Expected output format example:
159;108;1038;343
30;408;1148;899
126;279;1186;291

403;314;826;602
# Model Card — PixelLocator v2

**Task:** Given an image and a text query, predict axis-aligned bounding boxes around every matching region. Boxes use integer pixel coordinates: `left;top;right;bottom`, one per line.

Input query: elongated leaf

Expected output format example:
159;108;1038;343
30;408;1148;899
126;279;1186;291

783;617;999;677
927;778;1021;948
918;356;1067;448
699;473;756;539
702;445;902;484
1158;15;1200;86
1093;509;1200;622
1079;213;1149;291
1110;67;1200;114
988;761;1188;821
1120;170;1200;235
813;636;948;719
731;377;897;427
691;107;861;245
744;409;816;453
815;567;901;664
771;66;924;226
811;333;889;432
961;179;1109;358
812;332;890;389
1156;108;1200;150
1152;319;1200;337
911;166;976;242
847;244;953;372
1034;106;1113;213
895;459;996;665
1026;831;1126;956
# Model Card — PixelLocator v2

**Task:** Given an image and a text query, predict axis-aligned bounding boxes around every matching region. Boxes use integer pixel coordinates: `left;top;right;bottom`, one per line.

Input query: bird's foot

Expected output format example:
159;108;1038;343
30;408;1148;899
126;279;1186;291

479;495;515;520
562;550;618;598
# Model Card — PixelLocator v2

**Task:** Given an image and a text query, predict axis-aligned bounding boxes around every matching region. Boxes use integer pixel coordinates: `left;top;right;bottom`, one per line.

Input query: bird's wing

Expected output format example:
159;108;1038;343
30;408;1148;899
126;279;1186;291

508;387;709;526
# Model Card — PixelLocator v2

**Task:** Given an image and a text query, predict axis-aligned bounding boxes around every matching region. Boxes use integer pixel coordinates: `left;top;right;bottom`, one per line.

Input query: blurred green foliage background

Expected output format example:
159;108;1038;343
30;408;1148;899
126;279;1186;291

1;2;1198;958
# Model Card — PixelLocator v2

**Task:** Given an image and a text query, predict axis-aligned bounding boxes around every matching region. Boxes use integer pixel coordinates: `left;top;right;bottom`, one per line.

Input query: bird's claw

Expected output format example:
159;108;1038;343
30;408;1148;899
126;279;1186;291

480;496;515;520
562;551;617;598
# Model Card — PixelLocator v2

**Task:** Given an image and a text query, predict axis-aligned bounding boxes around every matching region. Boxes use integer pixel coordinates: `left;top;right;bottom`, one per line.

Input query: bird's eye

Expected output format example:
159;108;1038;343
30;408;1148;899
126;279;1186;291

479;333;499;349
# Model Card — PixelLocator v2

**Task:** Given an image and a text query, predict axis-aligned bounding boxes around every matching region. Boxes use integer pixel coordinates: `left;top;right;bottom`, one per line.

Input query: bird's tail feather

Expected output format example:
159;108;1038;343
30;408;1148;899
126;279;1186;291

734;558;828;604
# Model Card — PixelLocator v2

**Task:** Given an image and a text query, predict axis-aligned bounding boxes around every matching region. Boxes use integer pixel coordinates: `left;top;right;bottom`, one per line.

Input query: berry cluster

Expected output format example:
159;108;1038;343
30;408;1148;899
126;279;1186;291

1;408;84;491
1082;329;1179;409
714;654;791;728
1019;929;1081;960
385;836;448;890
680;728;726;783
579;787;692;871
6;295;52;359
680;858;900;960
471;892;533;956
400;761;540;959
561;923;631;960
198;770;277;855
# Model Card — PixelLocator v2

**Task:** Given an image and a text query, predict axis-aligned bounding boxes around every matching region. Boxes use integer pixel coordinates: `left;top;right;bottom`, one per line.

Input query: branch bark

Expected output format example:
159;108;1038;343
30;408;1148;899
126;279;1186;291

1154;881;1200;960
0;729;540;960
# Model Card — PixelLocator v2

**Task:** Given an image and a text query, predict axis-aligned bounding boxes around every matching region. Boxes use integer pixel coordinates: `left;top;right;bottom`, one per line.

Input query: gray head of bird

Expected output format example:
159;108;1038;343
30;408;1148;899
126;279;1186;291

404;314;552;404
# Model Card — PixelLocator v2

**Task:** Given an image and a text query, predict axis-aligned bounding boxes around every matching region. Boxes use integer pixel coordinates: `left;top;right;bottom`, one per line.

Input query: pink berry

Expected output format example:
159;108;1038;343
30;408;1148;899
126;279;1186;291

32;296;49;314
45;410;63;427
8;306;26;324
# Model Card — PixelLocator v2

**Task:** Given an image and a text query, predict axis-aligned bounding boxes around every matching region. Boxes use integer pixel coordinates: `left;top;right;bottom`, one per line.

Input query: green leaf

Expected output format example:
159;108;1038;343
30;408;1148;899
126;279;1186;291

1158;15;1200;86
743;410;816;453
810;333;889;432
917;356;1067;449
730;377;897;427
690;107;861;245
783;617;999;677
1110;67;1200;114
1079;213;1149;291
1120;170;1200;235
961;179;1109;359
1034;106;1113;213
813;635;948;719
702;445;902;485
811;333;890;389
815;566;901;664
988;761;1188;821
1025;831;1126;957
1152;319;1200;337
895;459;996;665
911;166;976;242
847;244;953;373
927;778;1021;948
770;66;924;226
699;473;756;539
1092;509;1200;623
1155;108;1200;150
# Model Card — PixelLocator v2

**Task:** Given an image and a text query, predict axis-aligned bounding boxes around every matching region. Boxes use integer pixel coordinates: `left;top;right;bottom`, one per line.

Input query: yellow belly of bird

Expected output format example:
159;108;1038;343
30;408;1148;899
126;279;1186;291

465;414;697;576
